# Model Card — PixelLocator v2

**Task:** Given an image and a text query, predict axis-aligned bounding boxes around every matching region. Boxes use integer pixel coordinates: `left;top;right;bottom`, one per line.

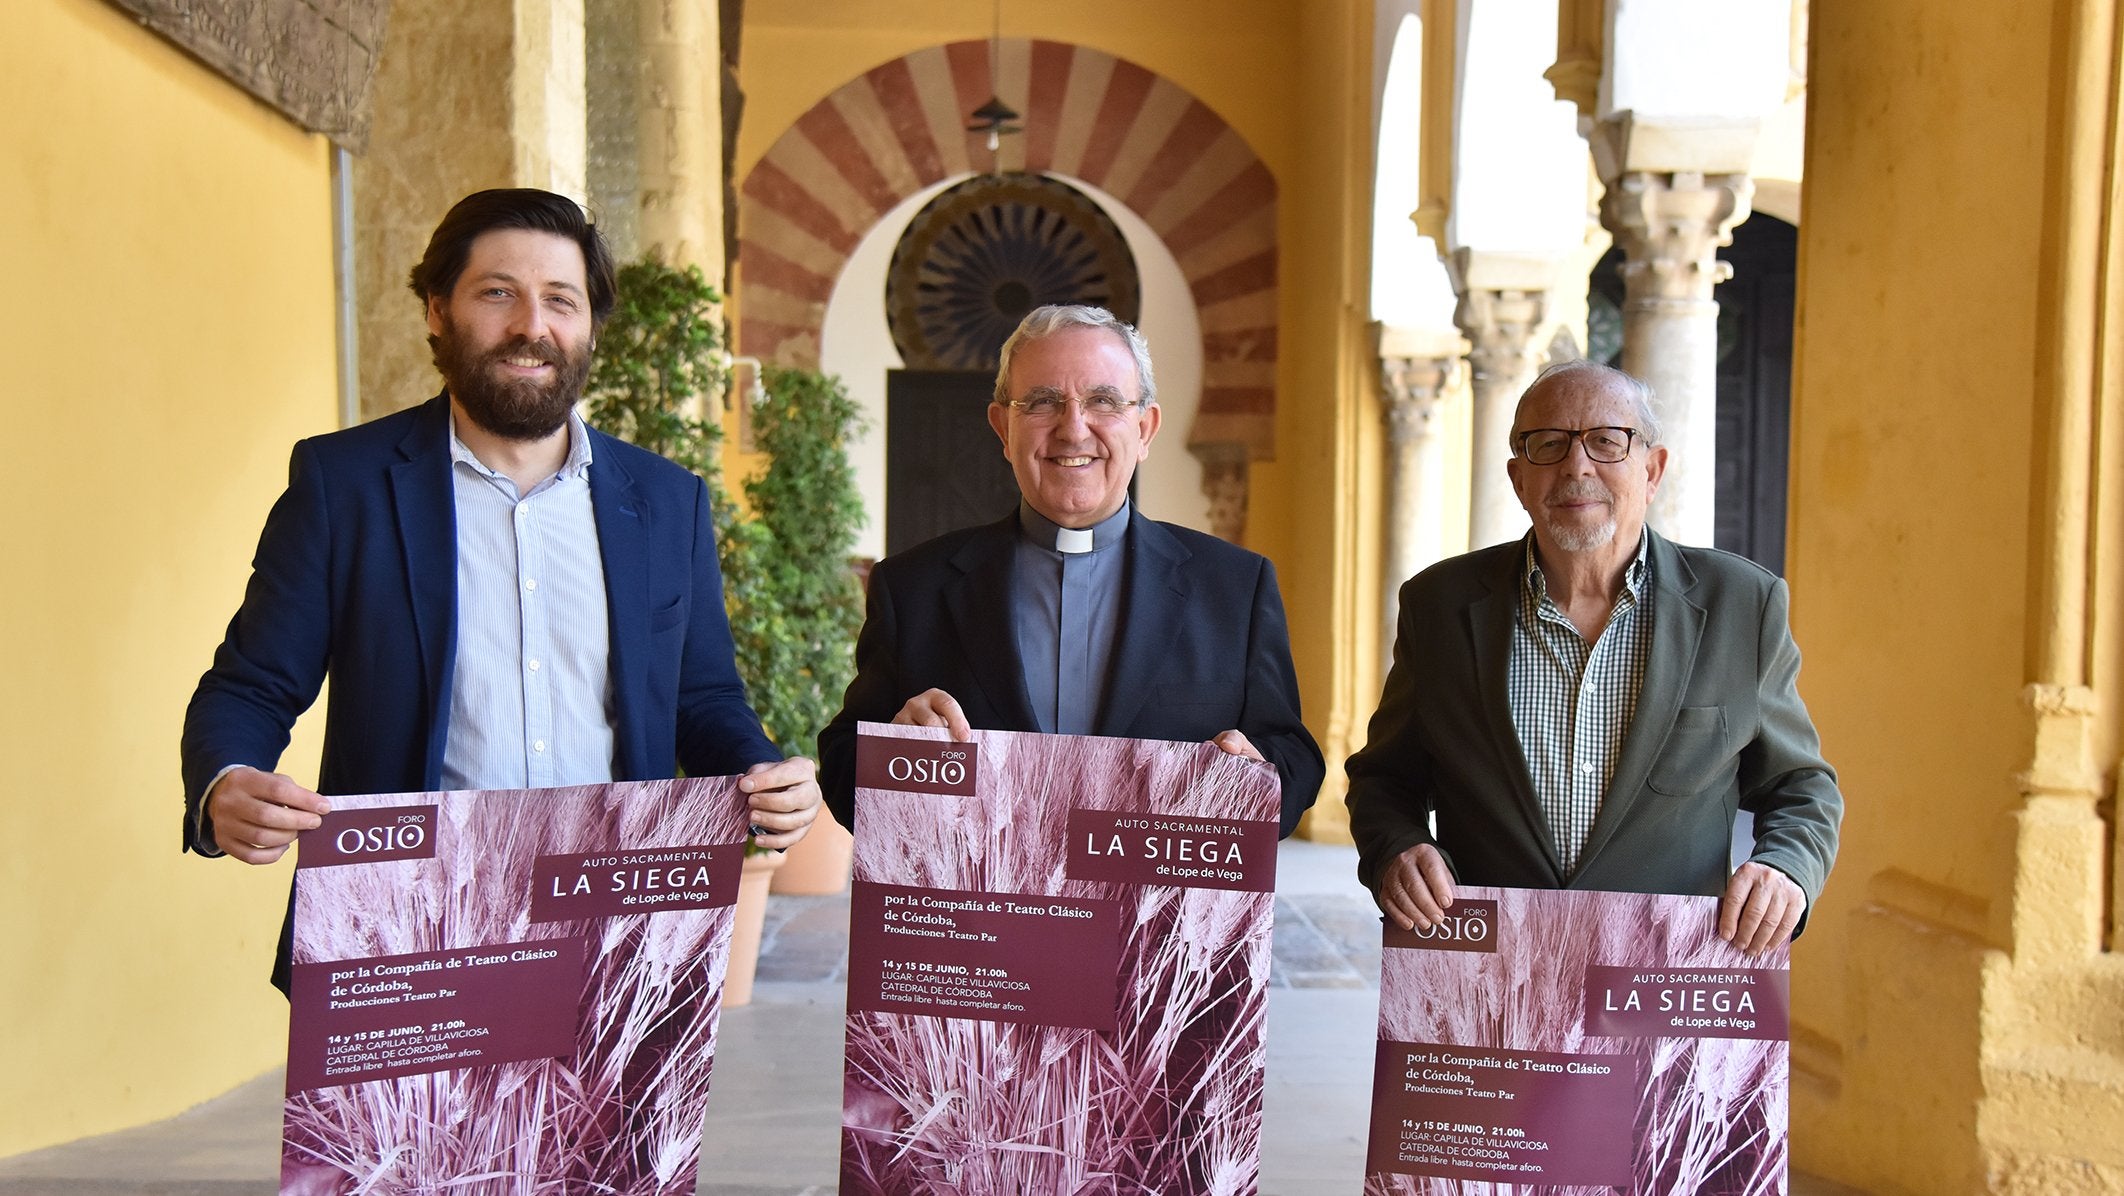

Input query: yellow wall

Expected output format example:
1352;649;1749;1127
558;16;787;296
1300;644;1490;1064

1789;0;2065;1187
1265;0;1379;836
1;0;336;1156
739;0;1302;185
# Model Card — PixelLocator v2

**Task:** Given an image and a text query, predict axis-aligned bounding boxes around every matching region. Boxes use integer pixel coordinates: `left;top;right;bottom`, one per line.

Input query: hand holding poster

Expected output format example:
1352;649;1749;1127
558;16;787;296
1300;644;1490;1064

1365;886;1790;1194
842;723;1281;1196
281;777;751;1193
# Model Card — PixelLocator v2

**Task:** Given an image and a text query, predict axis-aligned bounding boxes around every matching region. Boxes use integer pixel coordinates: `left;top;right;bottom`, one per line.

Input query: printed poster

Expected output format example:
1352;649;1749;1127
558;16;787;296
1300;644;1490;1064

281;776;752;1193
842;723;1282;1196
1364;886;1791;1194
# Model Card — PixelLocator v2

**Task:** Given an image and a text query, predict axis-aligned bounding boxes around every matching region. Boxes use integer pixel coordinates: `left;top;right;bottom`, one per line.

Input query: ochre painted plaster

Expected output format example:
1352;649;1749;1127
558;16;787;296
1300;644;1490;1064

1792;0;2124;1186
0;0;336;1156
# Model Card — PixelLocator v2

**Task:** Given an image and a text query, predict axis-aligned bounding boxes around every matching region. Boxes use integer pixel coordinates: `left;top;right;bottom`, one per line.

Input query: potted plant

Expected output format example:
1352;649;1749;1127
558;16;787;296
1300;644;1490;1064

582;259;862;1003
741;364;866;894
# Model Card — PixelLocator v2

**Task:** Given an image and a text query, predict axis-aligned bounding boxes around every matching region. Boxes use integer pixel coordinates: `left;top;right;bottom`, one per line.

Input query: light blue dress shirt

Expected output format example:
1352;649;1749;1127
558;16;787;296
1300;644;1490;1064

443;410;616;790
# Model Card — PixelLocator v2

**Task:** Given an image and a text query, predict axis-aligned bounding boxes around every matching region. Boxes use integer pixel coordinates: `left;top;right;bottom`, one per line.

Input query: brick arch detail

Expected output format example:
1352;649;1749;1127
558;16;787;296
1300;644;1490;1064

737;38;1279;463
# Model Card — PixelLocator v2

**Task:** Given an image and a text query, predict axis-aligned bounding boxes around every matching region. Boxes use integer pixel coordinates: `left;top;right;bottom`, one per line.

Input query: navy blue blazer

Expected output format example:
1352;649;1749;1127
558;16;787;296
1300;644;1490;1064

182;393;778;848
819;510;1324;836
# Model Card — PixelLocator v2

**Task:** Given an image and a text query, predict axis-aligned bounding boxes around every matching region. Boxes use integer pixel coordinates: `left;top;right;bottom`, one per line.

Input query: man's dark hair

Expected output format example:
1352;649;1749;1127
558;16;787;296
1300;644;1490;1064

407;188;617;327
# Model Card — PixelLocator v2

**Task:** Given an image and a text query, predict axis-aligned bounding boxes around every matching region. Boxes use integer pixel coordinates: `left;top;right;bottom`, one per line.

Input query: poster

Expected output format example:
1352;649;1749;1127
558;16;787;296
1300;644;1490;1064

280;776;752;1193
1364;887;1791;1195
841;723;1282;1196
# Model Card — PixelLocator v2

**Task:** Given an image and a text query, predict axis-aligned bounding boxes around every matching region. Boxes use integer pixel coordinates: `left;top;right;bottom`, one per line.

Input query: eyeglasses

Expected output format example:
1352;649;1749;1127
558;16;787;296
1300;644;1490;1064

1000;391;1145;423
1513;426;1643;465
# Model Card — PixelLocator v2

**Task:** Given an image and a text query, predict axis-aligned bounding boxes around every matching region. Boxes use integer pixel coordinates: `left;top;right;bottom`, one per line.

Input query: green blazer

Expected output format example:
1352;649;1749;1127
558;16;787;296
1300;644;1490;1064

1344;530;1841;927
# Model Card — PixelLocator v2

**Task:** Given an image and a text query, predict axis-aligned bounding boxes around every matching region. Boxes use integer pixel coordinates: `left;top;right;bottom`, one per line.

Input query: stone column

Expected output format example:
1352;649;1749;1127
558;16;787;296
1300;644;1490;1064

1448;250;1556;548
353;0;590;421
514;0;589;200
1374;324;1462;672
635;0;722;277
1591;115;1757;544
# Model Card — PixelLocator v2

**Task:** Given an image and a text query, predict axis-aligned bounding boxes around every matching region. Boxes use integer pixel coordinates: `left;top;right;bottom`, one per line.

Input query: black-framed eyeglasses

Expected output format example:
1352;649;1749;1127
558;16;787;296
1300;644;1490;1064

1513;426;1643;465
1001;391;1145;423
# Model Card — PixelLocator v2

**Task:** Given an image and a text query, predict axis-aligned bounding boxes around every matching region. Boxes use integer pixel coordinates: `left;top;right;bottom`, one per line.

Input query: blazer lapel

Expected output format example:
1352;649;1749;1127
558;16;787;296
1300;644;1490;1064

1577;529;1702;870
589;439;651;777
1094;511;1187;737
943;515;1039;730
388;394;458;786
1467;542;1565;883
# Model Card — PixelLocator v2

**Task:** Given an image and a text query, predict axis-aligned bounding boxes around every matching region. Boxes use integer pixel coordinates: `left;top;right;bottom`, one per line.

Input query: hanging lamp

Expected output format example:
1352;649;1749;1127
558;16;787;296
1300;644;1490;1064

965;0;1022;163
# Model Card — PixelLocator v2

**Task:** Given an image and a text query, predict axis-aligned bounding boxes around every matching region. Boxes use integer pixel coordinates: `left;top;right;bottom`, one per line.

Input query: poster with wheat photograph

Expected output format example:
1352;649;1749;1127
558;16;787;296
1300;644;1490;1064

842;723;1282;1196
1364;886;1791;1195
279;776;752;1194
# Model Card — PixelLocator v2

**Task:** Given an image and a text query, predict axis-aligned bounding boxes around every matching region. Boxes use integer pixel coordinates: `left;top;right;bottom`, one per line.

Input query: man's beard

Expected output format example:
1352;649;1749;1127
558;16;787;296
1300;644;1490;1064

1542;479;1618;553
431;317;591;442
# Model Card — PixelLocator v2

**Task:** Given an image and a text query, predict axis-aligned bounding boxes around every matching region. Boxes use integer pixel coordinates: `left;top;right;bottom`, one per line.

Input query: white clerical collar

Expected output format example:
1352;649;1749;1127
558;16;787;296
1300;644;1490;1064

1018;500;1130;555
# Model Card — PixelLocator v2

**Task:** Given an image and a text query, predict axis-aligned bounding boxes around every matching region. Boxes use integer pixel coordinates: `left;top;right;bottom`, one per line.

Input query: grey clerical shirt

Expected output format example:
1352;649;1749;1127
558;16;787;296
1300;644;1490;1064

1011;500;1131;735
1506;533;1651;876
444;409;616;790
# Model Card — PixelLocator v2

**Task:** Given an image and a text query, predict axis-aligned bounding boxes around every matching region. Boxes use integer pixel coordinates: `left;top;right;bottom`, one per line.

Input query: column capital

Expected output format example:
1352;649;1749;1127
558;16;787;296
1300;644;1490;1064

1443;250;1559;383
1589;115;1758;548
1452;289;1547;384
1443;247;1563;295
1588;111;1761;180
1381;358;1455;445
1602;169;1754;307
1372;323;1462;446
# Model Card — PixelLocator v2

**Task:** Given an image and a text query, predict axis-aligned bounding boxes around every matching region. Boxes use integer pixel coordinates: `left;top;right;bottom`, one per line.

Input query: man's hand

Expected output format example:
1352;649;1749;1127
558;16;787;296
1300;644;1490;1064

891;688;973;741
1377;843;1457;931
1210;729;1264;761
739;757;823;850
1719;861;1805;954
209;767;331;864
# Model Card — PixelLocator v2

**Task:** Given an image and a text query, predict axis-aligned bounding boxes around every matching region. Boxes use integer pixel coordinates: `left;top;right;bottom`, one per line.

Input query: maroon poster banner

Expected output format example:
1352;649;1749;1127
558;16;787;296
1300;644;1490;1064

1064;807;1278;892
528;843;745;922
847;882;1123;1031
282;777;751;1193
300;804;438;868
1364;886;1792;1194
843;723;1282;1196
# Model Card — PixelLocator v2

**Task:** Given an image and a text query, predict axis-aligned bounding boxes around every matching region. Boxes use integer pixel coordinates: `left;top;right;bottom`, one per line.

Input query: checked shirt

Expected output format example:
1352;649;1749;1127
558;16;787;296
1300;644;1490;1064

1506;536;1651;876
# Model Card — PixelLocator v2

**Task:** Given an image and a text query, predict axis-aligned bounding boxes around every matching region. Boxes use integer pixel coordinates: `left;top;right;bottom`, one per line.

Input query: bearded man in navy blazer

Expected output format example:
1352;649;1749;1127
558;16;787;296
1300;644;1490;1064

182;189;821;990
1346;359;1841;954
819;305;1323;835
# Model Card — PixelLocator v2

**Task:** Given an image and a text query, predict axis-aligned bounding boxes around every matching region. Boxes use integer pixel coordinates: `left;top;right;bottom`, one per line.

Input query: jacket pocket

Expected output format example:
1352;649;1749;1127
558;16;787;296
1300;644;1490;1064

648;596;688;634
1646;705;1730;795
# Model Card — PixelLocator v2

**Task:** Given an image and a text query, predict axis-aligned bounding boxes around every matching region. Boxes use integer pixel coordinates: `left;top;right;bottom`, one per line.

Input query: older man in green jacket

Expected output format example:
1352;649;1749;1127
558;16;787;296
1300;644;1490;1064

1346;359;1841;954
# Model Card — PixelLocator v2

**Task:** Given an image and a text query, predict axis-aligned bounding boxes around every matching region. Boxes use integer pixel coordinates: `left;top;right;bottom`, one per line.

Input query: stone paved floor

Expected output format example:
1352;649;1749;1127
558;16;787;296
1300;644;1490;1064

0;842;1866;1194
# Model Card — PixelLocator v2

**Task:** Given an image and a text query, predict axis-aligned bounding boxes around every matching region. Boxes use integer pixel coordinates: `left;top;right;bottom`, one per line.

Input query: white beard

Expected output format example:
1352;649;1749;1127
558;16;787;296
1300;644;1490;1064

1546;514;1617;553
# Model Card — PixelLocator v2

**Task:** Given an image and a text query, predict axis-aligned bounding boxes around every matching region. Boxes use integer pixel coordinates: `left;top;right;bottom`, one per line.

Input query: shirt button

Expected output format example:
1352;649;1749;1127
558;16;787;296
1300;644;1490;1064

533;740;546;753
524;578;538;591
1581;762;1595;773
527;659;541;672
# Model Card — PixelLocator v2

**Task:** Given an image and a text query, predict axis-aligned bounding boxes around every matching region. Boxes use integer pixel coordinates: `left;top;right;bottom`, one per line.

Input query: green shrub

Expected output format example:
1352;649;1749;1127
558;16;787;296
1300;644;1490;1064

584;259;865;765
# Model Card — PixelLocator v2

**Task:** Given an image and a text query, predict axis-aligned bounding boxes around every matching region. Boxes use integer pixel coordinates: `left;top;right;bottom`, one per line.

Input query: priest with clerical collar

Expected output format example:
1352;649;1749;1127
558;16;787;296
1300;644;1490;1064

818;304;1323;836
1012;496;1130;737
